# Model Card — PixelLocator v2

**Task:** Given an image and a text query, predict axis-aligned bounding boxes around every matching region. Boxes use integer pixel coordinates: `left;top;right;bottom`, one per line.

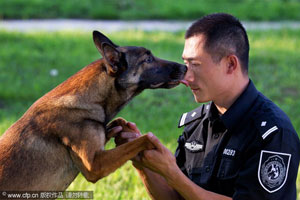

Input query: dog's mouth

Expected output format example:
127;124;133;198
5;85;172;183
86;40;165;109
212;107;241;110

166;80;181;88
142;65;187;89
150;80;181;89
150;82;165;88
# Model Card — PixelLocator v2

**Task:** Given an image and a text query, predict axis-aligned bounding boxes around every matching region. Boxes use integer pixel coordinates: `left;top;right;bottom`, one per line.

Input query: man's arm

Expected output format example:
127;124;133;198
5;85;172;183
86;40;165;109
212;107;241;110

110;123;182;200
140;133;232;200
133;163;183;200
134;155;231;200
111;122;231;200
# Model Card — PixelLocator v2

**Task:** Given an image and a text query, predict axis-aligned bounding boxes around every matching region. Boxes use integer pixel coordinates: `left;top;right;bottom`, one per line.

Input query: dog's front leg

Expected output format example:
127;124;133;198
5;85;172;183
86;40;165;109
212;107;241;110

90;134;154;182
66;126;154;183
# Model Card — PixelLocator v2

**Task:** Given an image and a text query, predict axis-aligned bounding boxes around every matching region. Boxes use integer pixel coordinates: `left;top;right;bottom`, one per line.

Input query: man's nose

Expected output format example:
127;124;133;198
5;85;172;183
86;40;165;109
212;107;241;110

180;67;193;87
184;67;194;83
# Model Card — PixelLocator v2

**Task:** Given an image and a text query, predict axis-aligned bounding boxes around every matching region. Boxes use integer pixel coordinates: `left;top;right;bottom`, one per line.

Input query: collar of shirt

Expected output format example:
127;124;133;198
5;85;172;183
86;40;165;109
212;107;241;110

208;103;220;122
220;80;259;131
205;102;227;133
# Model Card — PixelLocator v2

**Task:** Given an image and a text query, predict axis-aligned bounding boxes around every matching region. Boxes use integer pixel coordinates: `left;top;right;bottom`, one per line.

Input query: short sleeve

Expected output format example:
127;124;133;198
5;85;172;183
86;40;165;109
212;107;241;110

233;128;300;200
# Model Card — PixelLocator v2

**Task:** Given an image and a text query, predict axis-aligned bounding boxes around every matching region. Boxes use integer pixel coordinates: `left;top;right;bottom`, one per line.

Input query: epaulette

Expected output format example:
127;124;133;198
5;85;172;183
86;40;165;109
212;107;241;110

254;115;280;140
178;104;210;128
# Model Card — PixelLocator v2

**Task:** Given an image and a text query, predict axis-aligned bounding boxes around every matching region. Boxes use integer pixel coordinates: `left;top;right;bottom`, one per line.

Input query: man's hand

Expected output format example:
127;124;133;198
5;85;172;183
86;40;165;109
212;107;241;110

108;121;177;176
106;118;140;145
106;125;122;144
108;120;147;168
114;122;142;146
137;133;178;180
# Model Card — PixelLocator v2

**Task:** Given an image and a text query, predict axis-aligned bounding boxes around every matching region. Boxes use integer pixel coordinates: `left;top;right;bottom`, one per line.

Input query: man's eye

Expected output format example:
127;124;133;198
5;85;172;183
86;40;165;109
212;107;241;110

145;56;154;63
191;63;200;67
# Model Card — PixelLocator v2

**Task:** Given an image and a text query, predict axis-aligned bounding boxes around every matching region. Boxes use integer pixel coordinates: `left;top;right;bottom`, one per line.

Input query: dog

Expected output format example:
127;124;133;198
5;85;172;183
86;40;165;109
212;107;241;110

0;31;187;191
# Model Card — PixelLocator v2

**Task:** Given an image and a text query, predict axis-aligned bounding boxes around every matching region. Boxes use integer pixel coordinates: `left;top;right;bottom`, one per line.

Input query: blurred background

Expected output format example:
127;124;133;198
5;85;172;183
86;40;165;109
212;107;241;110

0;0;299;199
1;0;300;20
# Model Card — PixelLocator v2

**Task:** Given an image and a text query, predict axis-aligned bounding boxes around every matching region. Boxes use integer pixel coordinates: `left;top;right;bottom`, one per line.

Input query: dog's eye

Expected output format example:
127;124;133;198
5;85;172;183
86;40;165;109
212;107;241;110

145;56;153;63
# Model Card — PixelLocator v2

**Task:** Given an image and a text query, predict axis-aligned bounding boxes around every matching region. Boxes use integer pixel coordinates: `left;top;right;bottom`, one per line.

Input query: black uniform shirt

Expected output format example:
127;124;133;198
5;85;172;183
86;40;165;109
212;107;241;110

175;80;300;199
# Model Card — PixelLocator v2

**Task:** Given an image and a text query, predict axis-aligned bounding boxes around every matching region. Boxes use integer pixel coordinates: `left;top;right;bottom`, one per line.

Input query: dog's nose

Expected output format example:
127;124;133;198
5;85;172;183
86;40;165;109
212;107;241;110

182;65;187;73
171;64;187;80
179;64;188;76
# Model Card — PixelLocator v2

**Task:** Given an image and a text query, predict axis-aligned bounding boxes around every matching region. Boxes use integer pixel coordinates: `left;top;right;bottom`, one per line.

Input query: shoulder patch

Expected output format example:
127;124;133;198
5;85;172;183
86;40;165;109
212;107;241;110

178;105;206;128
258;150;291;193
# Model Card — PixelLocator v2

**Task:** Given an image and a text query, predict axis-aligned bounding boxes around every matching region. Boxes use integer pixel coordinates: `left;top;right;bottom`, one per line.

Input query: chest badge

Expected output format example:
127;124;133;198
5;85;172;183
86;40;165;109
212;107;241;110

258;150;291;193
184;141;204;153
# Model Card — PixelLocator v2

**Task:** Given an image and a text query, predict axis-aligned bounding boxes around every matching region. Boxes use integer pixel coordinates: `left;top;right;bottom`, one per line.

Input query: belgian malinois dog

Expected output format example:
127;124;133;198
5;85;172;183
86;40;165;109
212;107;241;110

0;31;187;191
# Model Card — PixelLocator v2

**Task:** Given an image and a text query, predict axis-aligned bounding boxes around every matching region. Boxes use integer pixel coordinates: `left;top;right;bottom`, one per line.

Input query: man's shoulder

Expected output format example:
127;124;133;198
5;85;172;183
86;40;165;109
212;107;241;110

178;103;210;128
251;92;297;141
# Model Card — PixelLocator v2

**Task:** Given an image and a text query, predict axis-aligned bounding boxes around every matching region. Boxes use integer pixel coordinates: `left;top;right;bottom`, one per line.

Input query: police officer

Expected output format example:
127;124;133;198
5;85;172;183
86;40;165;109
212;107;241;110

110;13;300;199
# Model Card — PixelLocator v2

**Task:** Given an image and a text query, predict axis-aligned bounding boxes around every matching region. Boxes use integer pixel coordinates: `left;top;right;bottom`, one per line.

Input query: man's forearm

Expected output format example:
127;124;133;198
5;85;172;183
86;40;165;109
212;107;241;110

165;166;232;200
133;163;182;200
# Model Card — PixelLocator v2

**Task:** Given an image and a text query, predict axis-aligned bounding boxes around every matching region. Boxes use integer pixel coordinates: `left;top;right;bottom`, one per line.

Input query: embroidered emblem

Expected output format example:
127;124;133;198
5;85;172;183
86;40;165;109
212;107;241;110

184;141;203;152
261;121;267;127
258;150;291;193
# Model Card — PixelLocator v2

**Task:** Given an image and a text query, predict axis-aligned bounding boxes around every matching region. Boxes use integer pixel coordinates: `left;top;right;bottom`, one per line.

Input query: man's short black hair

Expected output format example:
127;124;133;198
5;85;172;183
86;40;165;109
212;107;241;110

185;13;249;74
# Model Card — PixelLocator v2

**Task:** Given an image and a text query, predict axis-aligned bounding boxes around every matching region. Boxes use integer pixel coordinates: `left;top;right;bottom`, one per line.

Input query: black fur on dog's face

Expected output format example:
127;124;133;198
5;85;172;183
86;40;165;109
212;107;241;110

117;46;187;90
93;31;187;92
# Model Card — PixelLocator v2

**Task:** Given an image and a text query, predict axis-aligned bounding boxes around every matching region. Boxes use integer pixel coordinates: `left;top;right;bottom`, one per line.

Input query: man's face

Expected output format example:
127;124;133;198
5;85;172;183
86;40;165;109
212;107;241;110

182;34;230;103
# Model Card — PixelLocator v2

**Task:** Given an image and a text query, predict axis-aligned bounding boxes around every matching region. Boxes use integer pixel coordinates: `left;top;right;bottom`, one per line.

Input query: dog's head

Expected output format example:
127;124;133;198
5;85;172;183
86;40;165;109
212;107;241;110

93;31;187;92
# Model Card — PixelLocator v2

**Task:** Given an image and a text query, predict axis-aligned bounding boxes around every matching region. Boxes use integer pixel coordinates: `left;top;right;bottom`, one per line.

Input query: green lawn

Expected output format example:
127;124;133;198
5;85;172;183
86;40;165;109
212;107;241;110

1;0;300;21
0;30;299;199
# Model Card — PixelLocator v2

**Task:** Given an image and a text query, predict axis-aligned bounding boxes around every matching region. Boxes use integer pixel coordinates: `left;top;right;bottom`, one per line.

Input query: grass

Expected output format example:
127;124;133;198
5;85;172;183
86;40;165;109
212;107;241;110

1;0;300;21
0;29;299;199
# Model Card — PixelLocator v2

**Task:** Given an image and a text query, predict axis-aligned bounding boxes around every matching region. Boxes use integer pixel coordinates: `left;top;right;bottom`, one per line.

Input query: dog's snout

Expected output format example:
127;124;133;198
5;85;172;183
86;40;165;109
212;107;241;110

170;64;187;80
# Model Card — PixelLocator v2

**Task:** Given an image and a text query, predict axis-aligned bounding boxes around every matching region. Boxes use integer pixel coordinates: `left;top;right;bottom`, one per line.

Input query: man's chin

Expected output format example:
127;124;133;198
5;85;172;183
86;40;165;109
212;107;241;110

193;94;209;103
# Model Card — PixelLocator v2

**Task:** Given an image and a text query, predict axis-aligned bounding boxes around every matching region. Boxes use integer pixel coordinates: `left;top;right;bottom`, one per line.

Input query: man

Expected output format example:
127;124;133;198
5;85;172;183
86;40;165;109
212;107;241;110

110;13;300;199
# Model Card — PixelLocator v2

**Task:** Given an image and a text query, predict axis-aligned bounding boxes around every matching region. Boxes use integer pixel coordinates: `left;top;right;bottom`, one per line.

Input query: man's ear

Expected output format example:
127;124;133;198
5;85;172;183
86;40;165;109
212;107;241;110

93;31;121;75
226;55;238;74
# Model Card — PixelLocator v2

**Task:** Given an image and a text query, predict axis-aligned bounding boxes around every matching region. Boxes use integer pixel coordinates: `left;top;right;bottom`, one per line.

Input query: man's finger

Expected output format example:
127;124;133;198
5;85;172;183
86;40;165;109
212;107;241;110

107;126;122;138
146;132;164;152
127;122;141;134
114;132;139;146
121;131;140;139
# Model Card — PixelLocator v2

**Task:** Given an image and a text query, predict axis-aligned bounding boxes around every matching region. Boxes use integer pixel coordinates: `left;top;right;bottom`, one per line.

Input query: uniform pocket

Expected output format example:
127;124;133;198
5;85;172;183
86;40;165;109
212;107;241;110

189;168;204;187
217;158;240;180
215;158;240;196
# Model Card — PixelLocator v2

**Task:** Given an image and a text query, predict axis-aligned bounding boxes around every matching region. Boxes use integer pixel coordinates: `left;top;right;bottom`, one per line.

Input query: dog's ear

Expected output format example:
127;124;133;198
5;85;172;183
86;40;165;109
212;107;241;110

101;43;122;75
93;30;118;51
93;31;122;75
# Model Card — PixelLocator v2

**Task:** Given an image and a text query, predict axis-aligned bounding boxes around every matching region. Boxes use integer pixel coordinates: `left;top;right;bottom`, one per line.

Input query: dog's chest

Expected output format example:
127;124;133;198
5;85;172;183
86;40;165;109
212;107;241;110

1;133;80;191
29;137;79;190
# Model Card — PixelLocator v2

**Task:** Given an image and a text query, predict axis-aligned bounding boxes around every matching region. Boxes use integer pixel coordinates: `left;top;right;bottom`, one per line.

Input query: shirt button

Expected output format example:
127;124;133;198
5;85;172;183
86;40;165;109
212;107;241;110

187;165;192;173
213;133;220;139
205;166;210;173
